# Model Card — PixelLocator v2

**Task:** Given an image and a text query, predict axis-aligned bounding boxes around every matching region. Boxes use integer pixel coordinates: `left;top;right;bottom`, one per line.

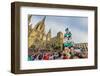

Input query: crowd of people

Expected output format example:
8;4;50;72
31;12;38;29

28;47;88;61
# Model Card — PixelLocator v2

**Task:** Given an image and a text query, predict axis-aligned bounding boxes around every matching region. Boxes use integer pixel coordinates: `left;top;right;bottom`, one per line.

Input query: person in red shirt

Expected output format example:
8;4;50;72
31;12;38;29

62;47;71;59
43;53;49;60
63;54;68;59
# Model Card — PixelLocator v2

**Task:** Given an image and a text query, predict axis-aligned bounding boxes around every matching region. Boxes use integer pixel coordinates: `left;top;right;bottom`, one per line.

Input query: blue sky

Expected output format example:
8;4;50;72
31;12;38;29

29;15;88;43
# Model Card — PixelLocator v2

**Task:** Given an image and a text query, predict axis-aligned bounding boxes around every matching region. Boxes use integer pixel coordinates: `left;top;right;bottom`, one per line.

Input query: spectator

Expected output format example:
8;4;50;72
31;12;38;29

43;53;49;60
70;47;75;58
49;53;54;60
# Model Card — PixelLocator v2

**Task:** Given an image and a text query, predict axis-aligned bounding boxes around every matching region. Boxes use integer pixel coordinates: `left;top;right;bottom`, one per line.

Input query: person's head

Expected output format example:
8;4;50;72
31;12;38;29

64;47;70;52
63;53;66;56
70;47;74;52
82;51;88;58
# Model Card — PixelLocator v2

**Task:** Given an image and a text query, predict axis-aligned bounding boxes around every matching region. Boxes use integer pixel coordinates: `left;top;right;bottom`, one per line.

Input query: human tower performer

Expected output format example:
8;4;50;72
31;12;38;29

64;28;73;47
62;28;74;59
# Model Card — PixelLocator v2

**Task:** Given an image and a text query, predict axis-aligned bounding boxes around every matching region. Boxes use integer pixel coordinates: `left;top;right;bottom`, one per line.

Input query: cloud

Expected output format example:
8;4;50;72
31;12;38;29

71;28;88;43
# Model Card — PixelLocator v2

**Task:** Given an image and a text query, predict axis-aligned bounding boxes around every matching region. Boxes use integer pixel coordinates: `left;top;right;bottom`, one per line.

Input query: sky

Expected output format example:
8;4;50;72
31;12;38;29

29;15;88;43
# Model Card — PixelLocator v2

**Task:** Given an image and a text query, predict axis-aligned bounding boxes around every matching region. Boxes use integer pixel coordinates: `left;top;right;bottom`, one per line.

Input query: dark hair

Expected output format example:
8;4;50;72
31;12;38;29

63;54;66;56
38;54;43;60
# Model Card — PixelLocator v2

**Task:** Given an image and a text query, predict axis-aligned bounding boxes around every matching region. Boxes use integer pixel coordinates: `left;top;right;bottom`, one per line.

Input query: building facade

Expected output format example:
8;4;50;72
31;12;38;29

28;16;63;50
74;43;88;52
